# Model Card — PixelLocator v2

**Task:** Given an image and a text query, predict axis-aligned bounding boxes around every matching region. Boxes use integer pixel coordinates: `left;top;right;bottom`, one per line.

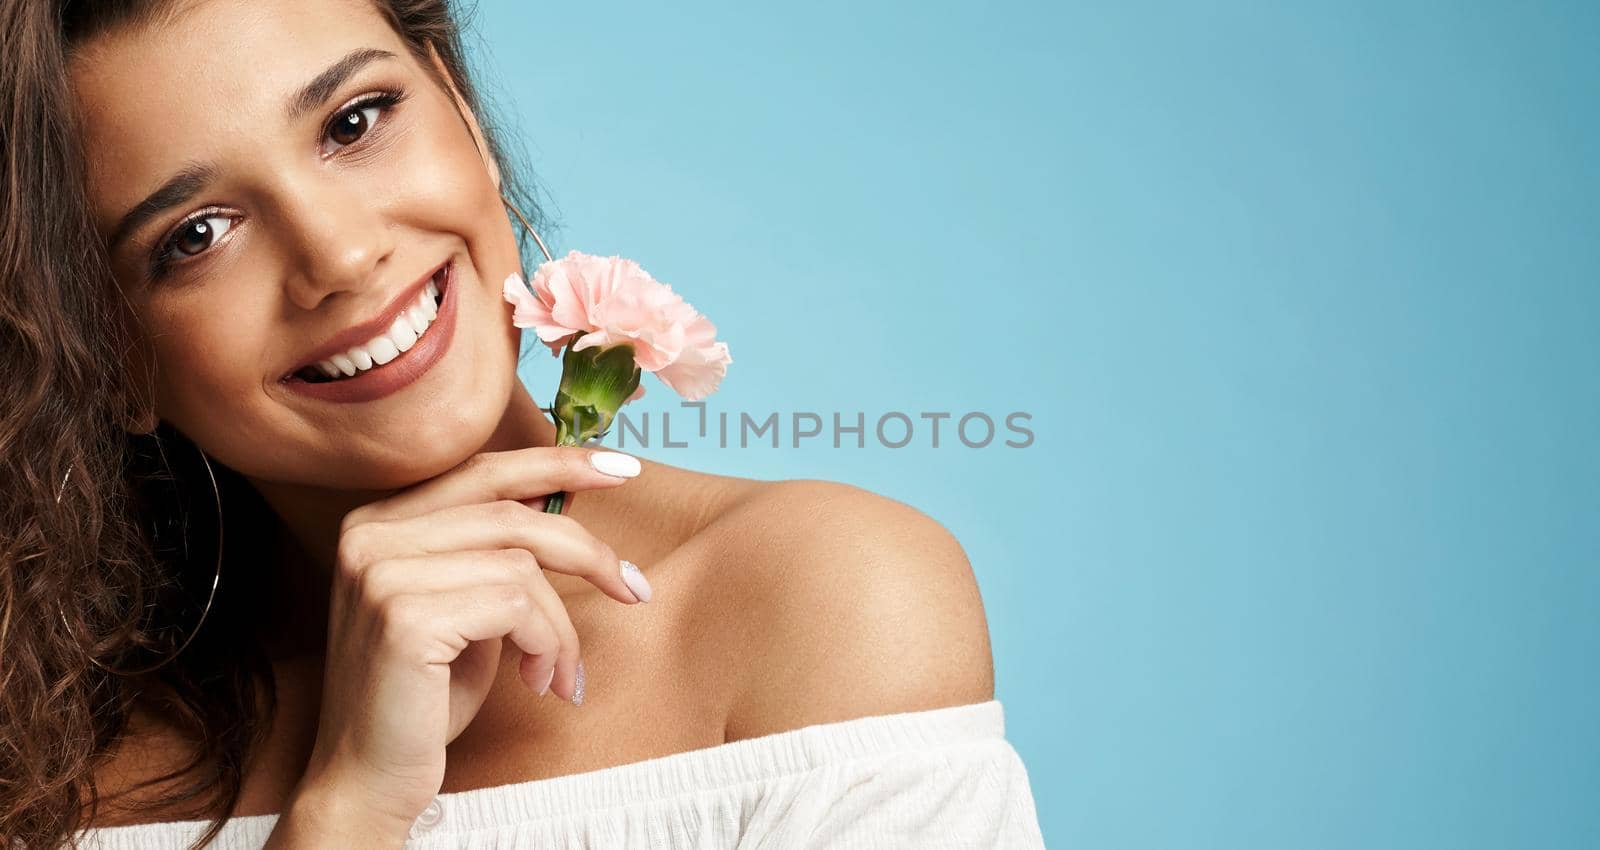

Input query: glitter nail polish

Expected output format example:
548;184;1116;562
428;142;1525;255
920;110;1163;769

619;560;653;603
572;660;586;706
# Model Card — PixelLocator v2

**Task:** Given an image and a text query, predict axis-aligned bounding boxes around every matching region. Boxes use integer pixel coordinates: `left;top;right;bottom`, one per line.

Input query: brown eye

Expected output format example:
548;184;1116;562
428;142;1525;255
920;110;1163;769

329;106;371;146
319;90;405;158
171;216;233;258
323;101;385;154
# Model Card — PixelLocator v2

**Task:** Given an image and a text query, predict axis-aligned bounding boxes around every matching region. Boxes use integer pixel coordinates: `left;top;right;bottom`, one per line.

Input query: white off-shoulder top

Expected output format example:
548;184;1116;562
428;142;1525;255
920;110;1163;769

70;700;1046;849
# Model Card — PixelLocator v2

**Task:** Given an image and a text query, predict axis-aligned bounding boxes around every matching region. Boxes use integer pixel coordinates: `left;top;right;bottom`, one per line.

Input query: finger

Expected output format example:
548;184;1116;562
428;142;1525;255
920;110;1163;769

355;551;582;700
390;582;562;689
344;500;647;605
520;569;582;702
354;446;643;525
347;548;543;602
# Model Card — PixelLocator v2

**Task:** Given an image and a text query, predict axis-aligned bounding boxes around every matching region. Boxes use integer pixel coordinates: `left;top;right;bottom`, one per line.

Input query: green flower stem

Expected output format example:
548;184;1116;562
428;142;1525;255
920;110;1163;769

542;333;641;514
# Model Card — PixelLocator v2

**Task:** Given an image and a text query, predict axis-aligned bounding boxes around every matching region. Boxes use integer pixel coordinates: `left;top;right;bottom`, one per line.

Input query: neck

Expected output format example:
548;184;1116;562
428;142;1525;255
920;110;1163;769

245;383;559;659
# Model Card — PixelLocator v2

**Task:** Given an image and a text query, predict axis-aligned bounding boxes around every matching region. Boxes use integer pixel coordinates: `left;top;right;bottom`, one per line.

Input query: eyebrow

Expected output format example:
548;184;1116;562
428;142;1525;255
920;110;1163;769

106;162;216;253
106;47;399;253
284;47;398;123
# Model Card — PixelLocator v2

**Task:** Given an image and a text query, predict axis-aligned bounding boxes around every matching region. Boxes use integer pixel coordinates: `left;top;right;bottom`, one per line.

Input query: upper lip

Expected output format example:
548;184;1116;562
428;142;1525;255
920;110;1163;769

282;259;449;380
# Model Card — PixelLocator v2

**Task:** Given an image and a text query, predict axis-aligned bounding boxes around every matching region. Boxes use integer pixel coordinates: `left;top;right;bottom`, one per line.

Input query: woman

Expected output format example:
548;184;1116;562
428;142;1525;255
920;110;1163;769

1;0;1046;847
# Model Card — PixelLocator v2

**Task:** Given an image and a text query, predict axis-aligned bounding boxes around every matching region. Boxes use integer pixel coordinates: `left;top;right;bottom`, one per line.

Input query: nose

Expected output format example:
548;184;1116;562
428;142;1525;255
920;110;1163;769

275;178;397;312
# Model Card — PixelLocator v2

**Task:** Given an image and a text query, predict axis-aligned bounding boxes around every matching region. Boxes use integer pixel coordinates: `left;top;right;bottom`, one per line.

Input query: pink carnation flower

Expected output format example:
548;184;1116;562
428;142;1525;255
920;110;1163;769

503;251;731;401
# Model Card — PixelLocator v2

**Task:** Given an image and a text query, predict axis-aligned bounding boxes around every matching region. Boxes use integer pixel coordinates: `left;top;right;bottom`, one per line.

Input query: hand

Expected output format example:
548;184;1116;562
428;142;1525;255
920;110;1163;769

288;446;648;839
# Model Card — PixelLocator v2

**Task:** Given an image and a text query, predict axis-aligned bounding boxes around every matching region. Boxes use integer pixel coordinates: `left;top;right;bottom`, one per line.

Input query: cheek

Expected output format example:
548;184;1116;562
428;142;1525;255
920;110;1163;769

145;294;276;421
380;111;503;237
374;110;526;340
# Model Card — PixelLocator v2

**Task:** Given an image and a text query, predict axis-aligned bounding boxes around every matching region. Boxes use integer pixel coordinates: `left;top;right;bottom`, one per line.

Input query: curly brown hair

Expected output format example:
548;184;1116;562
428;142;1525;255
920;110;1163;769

0;1;550;846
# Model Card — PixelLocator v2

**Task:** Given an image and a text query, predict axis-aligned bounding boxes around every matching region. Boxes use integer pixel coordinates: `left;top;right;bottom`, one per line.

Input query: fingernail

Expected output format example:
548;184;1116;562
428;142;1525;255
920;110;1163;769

619;560;653;603
572;660;586;706
589;451;641;478
536;665;555;697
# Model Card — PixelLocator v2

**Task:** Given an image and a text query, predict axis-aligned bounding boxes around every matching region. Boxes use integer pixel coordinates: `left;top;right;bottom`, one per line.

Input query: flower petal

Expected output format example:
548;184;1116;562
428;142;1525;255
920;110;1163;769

501;272;546;327
510;251;730;399
655;340;731;401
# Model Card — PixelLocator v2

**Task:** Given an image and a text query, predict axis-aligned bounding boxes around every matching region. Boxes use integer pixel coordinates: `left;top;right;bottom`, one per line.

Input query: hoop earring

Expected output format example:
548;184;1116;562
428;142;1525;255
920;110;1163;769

53;440;224;677
502;194;555;265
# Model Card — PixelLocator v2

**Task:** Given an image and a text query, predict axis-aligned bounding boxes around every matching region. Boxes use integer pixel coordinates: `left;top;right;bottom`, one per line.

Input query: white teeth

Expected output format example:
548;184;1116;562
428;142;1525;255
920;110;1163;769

300;270;446;381
388;314;418;352
405;305;428;335
367;336;400;365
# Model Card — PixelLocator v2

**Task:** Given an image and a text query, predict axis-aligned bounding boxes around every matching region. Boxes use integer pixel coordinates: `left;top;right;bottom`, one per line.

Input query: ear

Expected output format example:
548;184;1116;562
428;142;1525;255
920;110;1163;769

426;40;502;191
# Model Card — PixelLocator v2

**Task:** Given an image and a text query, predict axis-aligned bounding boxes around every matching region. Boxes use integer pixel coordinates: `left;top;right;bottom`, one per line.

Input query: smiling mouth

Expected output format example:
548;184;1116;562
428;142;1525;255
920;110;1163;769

289;264;451;384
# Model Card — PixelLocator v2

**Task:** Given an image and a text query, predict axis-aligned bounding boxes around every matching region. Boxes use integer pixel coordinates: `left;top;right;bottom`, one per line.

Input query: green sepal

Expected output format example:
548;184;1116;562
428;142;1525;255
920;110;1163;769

550;333;641;446
543;334;640;515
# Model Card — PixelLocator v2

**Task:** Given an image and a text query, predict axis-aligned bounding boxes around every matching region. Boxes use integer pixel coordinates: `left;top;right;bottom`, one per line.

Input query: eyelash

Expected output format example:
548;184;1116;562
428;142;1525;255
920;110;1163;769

146;86;410;281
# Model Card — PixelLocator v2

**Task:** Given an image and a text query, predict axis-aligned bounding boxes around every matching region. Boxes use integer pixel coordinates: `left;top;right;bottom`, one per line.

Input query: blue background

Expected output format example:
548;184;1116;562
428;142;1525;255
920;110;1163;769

471;1;1599;846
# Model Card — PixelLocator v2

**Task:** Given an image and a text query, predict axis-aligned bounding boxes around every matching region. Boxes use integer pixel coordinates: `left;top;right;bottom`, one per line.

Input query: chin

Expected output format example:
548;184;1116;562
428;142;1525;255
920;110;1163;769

366;399;511;486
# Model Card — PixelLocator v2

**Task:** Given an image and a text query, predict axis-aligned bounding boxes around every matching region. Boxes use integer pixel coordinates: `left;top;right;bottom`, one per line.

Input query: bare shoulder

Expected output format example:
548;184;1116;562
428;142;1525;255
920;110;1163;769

689;478;995;740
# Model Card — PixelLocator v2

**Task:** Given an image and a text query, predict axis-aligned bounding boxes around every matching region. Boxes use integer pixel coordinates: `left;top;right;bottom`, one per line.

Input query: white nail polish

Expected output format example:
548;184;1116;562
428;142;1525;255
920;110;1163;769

619;560;653;603
589;451;641;478
536;665;555;697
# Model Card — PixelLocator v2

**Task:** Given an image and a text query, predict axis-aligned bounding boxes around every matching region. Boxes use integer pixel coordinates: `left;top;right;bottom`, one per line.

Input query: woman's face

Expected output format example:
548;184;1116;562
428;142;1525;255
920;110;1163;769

69;0;526;490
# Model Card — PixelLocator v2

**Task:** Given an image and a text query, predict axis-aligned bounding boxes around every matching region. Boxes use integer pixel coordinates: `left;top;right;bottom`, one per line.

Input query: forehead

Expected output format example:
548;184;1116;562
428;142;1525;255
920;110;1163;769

68;0;406;229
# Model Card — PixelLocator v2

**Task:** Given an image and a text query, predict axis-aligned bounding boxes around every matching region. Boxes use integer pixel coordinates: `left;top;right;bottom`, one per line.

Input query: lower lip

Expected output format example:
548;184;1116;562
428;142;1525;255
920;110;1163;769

281;262;460;404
